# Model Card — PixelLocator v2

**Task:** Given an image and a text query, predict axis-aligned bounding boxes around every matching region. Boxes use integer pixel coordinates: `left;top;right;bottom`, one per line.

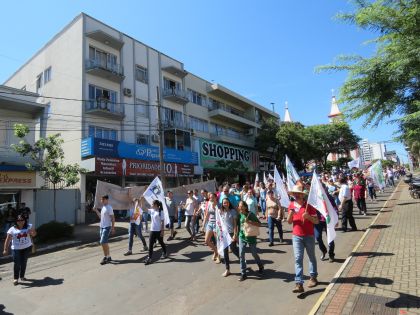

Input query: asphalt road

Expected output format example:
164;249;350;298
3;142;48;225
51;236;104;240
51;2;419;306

0;189;393;315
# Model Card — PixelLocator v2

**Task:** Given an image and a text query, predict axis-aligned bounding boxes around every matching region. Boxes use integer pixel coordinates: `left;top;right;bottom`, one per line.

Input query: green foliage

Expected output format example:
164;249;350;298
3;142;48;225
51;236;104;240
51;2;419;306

215;160;248;183
318;0;420;161
35;221;74;244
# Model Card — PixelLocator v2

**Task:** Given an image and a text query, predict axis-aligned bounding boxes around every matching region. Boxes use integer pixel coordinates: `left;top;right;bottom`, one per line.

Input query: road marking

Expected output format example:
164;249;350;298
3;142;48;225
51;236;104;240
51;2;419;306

308;181;402;315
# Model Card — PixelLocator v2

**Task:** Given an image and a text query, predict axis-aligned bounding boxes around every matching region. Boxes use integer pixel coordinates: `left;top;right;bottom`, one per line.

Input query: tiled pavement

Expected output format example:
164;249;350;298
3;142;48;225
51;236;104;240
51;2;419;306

315;182;420;315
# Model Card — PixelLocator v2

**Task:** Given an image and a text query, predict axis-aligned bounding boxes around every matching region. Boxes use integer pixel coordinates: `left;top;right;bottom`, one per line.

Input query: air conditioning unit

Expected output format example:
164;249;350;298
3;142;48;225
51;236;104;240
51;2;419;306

151;134;160;143
123;88;132;97
246;129;254;136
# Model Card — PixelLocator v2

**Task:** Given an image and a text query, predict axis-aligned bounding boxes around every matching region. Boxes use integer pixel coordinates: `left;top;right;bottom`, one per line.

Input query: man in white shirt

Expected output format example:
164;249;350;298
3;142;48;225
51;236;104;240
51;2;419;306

184;190;198;240
338;178;357;232
92;195;115;265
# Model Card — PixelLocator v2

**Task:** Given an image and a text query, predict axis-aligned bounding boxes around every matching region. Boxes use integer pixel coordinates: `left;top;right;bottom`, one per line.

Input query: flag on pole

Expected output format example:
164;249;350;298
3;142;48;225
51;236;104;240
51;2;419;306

370;160;386;189
347;157;362;169
133;201;143;225
263;172;269;186
307;173;339;244
274;165;290;208
142;176;170;225
215;207;232;257
268;173;274;181
254;173;259;189
285;155;300;191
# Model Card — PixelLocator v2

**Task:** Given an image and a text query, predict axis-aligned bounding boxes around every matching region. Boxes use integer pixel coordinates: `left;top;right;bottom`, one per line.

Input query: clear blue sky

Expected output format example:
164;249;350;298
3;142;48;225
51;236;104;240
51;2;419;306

0;0;407;162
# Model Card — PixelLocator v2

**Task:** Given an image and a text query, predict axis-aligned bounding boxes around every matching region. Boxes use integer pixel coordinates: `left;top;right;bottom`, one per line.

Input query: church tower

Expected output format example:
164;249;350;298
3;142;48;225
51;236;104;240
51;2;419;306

328;93;343;123
284;101;292;122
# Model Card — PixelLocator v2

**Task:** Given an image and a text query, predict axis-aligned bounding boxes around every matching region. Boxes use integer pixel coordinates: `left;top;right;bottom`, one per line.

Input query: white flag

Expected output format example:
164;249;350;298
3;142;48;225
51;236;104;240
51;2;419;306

215;207;232;257
142;177;170;225
307;173;339;244
285;155;300;191
263;172;269;186
254;173;259;189
347;157;361;169
370;160;385;189
274;166;290;208
268;173;274;181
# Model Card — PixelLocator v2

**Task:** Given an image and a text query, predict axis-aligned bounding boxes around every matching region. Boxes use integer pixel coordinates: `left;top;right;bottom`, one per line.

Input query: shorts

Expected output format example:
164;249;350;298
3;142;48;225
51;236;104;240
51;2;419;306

99;226;111;244
169;216;175;229
206;222;217;232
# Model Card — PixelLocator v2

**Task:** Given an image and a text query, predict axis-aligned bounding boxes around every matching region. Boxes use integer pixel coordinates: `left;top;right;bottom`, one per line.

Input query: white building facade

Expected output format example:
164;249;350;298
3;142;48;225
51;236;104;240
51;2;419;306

3;13;277;215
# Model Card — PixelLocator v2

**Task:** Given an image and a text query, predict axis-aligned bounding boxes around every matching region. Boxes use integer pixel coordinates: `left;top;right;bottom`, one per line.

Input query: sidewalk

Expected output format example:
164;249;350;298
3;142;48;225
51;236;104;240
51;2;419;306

313;181;420;315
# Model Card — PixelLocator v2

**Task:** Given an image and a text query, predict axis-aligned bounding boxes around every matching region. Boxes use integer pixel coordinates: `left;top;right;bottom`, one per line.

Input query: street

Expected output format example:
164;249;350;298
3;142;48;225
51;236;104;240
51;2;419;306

0;189;394;315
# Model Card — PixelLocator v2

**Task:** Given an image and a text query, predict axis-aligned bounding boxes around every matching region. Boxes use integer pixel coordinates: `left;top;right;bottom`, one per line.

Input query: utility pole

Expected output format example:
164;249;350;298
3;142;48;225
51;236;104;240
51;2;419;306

156;86;166;188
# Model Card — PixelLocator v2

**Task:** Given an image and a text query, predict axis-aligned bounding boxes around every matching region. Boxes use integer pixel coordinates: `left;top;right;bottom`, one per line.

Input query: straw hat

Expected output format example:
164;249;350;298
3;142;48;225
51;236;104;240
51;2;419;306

288;185;308;196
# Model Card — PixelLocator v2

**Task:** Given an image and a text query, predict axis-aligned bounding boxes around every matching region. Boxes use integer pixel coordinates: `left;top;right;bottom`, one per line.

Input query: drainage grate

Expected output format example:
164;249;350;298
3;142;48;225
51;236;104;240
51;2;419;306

352;294;398;315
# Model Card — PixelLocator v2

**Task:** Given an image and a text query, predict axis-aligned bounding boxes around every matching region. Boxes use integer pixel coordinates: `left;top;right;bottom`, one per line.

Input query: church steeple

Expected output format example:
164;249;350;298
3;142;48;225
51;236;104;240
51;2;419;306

284;101;292;122
328;90;343;123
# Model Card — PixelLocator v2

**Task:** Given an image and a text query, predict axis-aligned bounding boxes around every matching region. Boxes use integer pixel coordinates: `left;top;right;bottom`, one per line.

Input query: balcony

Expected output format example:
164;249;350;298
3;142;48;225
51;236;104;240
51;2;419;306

85;59;125;83
208;103;260;128
85;30;124;50
210;130;254;148
162;65;188;78
162;88;189;104
85;99;125;120
163;118;191;131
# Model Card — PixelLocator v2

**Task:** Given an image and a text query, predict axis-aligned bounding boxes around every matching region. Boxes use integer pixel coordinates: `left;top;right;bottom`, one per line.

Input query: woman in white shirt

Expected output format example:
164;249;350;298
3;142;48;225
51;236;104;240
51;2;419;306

3;215;37;285
202;193;221;263
144;200;167;265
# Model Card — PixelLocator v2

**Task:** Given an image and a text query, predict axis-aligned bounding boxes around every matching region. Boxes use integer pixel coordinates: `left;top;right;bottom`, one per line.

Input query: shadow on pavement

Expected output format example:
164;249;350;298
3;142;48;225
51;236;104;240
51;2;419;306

368;224;392;229
20;277;64;288
262;269;295;282
297;288;326;299
334;276;393;287
0;304;13;315
397;202;419;206
385;291;420;309
351;251;394;258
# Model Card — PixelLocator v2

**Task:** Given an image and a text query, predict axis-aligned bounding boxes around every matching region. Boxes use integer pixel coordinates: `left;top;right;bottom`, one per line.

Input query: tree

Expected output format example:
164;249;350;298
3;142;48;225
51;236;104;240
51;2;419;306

255;118;281;171
12;124;84;221
305;122;360;168
214;160;248;183
318;0;419;158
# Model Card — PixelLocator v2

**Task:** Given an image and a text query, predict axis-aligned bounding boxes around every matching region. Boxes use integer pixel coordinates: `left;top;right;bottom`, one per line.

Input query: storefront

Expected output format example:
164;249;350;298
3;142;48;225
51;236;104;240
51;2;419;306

199;139;260;184
81;137;199;202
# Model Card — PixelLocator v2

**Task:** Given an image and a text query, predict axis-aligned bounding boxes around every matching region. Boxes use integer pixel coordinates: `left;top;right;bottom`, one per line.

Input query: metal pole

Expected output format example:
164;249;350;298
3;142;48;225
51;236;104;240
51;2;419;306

156;86;166;188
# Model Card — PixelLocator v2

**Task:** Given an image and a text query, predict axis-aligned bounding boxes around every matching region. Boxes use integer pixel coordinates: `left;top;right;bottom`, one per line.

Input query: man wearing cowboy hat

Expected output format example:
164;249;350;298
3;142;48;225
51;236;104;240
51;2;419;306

287;184;319;293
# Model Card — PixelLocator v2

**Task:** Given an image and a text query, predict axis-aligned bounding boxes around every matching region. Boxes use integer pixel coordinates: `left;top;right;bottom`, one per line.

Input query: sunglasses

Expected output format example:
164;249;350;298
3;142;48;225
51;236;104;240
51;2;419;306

17;219;24;222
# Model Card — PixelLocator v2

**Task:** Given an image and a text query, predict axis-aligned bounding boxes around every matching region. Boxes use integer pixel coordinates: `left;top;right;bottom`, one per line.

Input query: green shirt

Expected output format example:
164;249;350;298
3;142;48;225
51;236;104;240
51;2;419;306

239;211;260;244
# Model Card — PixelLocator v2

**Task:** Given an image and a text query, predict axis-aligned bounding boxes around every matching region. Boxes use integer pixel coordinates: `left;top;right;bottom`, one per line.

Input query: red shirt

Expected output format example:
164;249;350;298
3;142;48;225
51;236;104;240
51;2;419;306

288;201;317;236
353;183;366;199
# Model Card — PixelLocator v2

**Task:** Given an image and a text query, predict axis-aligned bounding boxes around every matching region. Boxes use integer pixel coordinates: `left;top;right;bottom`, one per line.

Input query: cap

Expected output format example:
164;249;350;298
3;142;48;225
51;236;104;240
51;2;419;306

187;190;193;194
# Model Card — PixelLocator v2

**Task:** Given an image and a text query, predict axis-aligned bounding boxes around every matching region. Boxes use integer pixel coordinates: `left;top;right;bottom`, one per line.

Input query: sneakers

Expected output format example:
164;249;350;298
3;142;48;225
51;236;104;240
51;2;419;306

222;270;231;277
20;277;27;281
161;253;168;259
307;276;318;288
292;283;304;293
238;274;247;282
329;257;335;263
321;251;327;261
144;258;152;265
268;242;274;247
13;279;18;286
124;251;132;256
279;238;285;244
100;257;108;265
258;265;264;275
107;256;112;262
363;212;367;216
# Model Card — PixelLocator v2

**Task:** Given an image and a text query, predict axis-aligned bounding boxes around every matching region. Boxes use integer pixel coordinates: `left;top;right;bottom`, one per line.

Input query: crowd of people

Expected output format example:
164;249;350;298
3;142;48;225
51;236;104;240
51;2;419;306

2;165;400;290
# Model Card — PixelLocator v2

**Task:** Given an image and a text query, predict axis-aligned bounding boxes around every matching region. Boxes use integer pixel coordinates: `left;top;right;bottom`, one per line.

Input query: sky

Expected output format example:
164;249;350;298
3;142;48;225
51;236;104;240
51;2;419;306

0;0;407;162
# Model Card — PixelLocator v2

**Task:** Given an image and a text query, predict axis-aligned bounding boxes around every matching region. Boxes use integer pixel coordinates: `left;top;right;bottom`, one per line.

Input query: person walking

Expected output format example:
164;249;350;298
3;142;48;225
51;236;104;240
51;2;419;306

244;190;258;216
353;174;367;215
165;191;178;241
92;195;115;265
202;193;221;263
124;199;148;256
237;201;264;281
184;190;198;241
367;177;377;201
287;185;319;293
144;200;167;265
3;215;37;285
259;182;267;218
266;189;284;246
339;178;357;232
219;197;240;277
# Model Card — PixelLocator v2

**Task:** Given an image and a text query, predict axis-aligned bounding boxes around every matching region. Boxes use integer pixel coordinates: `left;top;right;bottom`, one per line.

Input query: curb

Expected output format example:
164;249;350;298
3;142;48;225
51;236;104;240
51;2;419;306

308;181;402;315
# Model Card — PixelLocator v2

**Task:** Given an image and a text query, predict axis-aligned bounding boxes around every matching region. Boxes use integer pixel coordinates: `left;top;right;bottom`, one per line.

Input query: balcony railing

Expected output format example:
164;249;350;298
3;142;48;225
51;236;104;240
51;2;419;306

162;88;189;104
85;58;124;82
163;118;190;130
210;129;250;142
208;102;255;121
85;99;125;119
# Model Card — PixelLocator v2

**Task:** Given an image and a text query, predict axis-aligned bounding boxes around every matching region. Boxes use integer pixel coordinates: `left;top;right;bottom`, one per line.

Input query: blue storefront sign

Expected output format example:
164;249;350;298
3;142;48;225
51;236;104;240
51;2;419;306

81;137;198;165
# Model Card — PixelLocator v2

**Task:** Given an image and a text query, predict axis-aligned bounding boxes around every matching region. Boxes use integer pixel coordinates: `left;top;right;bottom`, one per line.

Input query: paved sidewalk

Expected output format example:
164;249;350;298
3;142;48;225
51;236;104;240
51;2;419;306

314;182;420;315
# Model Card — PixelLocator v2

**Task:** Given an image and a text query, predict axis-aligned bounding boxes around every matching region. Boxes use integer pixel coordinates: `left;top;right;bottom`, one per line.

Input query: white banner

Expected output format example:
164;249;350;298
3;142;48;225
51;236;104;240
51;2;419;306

215;207;232;257
274;166;290;208
370;160;386;189
348;157;362;169
285;155;300;191
142;177;170;225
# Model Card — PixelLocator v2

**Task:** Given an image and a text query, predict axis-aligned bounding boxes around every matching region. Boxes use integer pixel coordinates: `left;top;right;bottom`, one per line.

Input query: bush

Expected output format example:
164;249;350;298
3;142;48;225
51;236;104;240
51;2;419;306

35;221;74;243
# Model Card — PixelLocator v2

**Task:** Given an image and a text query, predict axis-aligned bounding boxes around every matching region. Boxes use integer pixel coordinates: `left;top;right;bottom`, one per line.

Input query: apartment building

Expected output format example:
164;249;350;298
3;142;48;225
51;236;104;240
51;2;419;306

0;85;45;224
3;13;278;212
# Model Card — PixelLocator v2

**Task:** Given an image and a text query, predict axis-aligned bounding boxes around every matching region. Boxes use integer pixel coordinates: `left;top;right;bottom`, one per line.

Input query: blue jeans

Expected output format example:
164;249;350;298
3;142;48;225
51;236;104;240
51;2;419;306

260;199;266;216
12;246;31;280
177;208;184;228
128;222;147;250
314;221;335;259
292;235;318;284
267;216;283;243
239;238;262;275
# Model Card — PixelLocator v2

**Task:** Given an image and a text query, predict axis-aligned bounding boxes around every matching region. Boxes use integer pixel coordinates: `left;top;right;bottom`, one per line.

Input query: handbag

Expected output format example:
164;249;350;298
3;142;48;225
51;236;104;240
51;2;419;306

243;213;260;237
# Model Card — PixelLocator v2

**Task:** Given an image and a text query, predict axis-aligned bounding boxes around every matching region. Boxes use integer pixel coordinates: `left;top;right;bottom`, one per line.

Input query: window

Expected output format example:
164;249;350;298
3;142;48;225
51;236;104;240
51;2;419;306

190;116;208;133
136;134;149;145
45;102;52;118
0;121;10;146
163;107;183;128
188;89;207;107
44;67;52;84
163;78;180;91
89;46;118;71
135;65;148;84
208;98;224;110
88;125;118;140
36;73;43;93
135;99;148;117
88;84;117;112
